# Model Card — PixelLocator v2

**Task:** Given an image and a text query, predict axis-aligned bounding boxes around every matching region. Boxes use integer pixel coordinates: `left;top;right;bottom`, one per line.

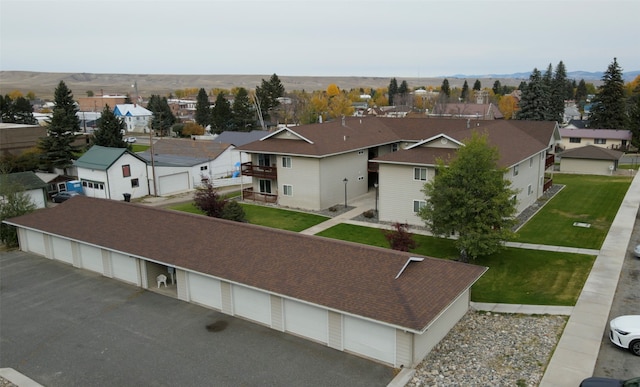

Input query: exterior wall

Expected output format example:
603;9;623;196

378;163;434;226
413;289;470;364
559;137;627;151
0;124;47;156
25;188;47;209
507;152;545;215
560;158;615;175
277;156;321;210
106;154;149;199
121;115;151;133
318;151;369;210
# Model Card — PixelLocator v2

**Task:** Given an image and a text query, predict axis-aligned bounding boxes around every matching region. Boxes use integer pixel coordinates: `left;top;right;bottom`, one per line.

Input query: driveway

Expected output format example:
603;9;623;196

0;250;394;387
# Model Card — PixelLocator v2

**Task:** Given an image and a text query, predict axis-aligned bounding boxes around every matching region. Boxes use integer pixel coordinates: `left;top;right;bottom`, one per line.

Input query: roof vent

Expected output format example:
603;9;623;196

395;257;424;279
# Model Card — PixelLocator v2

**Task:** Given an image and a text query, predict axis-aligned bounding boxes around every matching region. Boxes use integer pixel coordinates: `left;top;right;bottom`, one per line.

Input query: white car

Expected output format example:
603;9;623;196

125;137;137;143
609;315;640;356
634;244;640;257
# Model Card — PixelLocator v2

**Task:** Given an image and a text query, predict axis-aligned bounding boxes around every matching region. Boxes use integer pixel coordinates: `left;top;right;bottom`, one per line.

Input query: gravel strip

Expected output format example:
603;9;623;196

407;310;567;387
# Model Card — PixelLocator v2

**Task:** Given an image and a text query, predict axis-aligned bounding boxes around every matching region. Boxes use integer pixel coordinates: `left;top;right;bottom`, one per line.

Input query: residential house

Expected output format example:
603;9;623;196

77;94;127;113
237;117;560;226
114;104;153;133
35;172;75;198
557;145;624;175
428;103;503;120
74;145;150;200
558;128;632;151
0;171;48;209
138;138;246;193
5;197;486;368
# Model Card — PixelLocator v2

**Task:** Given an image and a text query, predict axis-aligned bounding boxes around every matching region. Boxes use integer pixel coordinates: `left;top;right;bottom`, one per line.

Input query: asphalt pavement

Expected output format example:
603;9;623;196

0;250;394;387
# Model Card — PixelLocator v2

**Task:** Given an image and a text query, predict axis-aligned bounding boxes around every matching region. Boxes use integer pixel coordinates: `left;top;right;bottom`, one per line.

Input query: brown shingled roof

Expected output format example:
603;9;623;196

237;116;558;169
558;145;624;160
6;197;486;332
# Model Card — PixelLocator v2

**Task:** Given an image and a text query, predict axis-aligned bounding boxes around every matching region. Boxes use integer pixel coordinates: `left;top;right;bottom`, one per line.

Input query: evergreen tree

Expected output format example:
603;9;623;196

388;78;398;105
231;87;255;131
221;200;247;222
255;73;284;123
38;81;81;171
194;88;211;128
210;92;233;134
550;61;570;123
473;79;481;91
516;68;553;121
440;79;450;98
492;80;502;96
13;97;37;124
91;105;127;148
419;131;517;262
589;57;627;129
147;95;176;136
460;80;469;101
575;79;588;104
0;95;14;123
628;81;640;148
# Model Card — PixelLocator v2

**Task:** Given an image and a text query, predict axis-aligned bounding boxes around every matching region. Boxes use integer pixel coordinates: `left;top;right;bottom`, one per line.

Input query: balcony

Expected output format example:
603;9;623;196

543;177;553;192
242;187;277;204
545;154;555;170
241;162;277;179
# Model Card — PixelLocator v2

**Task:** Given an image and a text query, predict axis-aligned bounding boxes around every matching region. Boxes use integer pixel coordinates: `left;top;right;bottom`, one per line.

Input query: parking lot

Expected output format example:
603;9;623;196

593;214;640;379
0;250;394;387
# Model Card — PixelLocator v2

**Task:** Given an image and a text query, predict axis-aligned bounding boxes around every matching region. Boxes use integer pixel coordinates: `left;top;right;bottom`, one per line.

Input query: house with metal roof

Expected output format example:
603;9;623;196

114;104;153;133
237;116;560;226
4;196;486;368
74;145;150;200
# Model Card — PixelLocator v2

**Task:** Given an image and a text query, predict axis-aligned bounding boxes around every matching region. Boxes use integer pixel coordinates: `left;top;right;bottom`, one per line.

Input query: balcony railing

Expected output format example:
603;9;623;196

367;161;379;172
543;177;553;192
242;187;277;204
241;162;277;179
545;154;555;170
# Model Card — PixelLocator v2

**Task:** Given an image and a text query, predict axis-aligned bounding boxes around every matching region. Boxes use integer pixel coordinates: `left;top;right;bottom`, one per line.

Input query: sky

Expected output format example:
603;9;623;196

1;0;639;78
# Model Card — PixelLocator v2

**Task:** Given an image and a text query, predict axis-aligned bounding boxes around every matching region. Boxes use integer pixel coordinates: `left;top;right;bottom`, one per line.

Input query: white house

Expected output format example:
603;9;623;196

74;145;150;200
5;197;486;368
1;171;48;209
558;127;632;151
114;104;153;133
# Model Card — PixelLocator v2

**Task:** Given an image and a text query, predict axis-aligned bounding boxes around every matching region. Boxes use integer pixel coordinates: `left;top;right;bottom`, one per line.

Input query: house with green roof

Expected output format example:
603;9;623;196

74;145;150;200
0;171;48;208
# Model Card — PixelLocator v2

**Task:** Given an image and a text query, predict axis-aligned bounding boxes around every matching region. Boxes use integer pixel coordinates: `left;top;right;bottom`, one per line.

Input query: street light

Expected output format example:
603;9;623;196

343;178;348;208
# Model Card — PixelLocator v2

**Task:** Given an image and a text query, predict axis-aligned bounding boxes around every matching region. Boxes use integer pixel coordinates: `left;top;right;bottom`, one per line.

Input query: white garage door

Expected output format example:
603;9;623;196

110;252;139;285
51;237;73;264
25;229;46;256
158;172;189;195
79;244;103;274
344;316;396;365
233;285;271;325
188;272;222;309
284;300;328;344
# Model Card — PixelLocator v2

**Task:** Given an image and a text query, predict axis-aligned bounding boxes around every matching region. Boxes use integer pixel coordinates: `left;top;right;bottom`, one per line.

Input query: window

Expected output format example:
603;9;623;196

283;184;292;196
200;165;208;171
513;164;519;176
413;200;426;213
358;150;365;155
282;156;292;168
122;164;131;177
414;167;427;181
131;178;139;188
259;179;272;194
569;137;581;143
391;143;399;152
358;176;364;181
81;179;104;190
594;138;606;144
528;184;533;196
258;154;271;167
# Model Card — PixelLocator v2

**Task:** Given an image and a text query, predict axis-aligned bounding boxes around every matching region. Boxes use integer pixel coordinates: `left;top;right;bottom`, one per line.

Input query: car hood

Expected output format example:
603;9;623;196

610;315;640;331
580;377;623;387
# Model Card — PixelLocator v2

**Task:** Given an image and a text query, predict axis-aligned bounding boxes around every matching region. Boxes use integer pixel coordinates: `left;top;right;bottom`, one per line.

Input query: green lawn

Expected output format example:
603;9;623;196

169;201;329;232
514;174;632;249
130;144;150;152
317;223;595;305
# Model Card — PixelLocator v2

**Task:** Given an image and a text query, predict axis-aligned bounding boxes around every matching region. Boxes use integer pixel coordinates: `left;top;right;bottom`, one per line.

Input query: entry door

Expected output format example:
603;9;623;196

259;179;272;194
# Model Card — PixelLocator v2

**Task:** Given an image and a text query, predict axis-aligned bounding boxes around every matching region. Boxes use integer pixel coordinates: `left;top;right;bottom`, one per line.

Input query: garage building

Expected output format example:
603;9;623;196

5;197;486;368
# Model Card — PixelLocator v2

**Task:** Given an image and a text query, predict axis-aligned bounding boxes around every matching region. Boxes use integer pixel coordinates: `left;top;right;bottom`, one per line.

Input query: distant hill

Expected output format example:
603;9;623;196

447;70;639;82
1;70;637;100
